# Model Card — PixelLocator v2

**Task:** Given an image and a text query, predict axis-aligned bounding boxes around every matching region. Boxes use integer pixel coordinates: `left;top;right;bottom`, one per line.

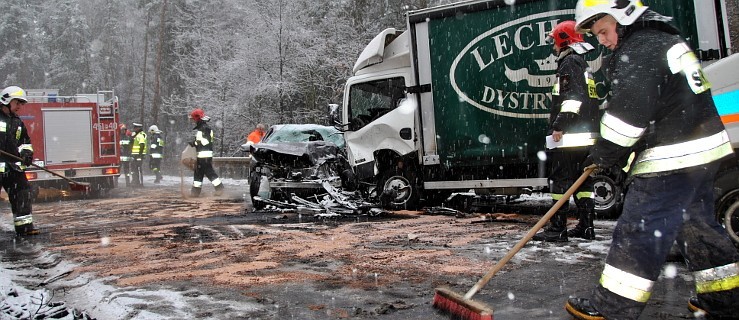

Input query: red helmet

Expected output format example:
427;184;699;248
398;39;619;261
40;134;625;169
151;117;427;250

549;20;584;48
189;108;205;121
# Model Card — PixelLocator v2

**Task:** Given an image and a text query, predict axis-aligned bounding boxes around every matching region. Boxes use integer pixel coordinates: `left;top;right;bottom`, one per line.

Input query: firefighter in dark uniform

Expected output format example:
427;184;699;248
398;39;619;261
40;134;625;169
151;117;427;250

189;109;223;197
118;124;132;187
130;122;147;187
148;125;164;183
0;86;38;236
566;1;739;319
532;20;600;242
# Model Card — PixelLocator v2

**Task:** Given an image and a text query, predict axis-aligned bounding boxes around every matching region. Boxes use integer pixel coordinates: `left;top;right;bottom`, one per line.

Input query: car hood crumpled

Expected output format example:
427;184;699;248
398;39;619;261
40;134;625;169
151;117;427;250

251;141;340;167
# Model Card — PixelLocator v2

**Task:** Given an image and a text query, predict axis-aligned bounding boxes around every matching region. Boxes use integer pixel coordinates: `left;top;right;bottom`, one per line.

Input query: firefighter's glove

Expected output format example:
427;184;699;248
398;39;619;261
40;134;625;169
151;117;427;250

584;163;601;177
20;150;33;166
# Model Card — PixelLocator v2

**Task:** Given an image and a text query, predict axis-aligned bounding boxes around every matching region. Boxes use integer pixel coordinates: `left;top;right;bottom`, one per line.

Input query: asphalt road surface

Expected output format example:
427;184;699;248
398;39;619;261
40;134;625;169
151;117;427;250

0;176;704;319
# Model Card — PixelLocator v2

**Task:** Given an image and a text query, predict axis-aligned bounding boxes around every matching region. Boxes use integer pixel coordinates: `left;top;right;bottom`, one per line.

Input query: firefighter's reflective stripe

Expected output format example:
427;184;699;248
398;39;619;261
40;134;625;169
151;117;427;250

212;178;222;186
197;150;213;158
560;100;582;114
13;214;33;226
631;131;733;175
150;153;163;159
553;191;593;201
575;191;592;199
600;112;646;147
666;42;711;94
18;143;32;153
600;264;654;303
546;132;598;149
120;156;131;161
694;262;739;294
196;131;211;146
0;162;5;173
193;180;203;187
0;121;6;132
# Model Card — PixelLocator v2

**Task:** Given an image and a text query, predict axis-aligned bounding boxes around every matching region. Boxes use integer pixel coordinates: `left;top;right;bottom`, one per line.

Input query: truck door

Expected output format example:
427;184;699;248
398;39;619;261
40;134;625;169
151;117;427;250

344;76;416;180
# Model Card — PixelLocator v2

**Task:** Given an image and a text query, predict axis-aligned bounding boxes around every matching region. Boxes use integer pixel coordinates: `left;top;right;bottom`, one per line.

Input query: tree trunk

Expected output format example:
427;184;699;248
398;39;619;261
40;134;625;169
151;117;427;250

152;0;168;126
140;9;152;125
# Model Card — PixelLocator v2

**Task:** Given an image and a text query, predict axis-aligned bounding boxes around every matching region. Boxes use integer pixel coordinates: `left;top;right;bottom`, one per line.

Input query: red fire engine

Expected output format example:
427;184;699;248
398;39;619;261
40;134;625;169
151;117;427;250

18;89;121;195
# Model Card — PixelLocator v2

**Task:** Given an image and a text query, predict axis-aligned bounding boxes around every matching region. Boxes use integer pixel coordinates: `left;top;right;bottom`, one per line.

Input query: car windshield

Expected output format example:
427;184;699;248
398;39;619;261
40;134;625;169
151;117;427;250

262;124;345;149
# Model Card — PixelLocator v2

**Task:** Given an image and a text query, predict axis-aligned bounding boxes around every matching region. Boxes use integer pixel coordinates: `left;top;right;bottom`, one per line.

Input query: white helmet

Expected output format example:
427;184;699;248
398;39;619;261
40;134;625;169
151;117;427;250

0;86;28;105
149;125;159;133
575;0;648;33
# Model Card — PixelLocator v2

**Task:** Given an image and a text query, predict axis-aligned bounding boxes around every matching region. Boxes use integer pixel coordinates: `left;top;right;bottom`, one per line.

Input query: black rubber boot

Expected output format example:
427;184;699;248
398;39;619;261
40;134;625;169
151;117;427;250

190;187;201;198
533;210;568;242
565;298;604;320
15;223;40;236
568;210;595;240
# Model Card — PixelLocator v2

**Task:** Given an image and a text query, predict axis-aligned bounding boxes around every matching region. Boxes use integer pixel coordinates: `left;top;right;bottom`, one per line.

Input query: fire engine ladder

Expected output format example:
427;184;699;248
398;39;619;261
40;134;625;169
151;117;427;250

96;90;117;159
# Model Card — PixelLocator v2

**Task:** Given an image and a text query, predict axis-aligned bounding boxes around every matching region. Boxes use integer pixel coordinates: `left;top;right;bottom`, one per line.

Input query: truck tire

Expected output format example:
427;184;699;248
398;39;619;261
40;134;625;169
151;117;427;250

592;174;623;219
716;189;739;247
378;169;419;210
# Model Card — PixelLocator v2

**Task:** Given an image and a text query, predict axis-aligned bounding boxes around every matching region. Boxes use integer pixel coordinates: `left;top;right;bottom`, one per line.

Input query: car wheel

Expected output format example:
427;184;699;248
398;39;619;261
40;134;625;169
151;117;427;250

378;169;419;210
592;174;623;219
716;189;739;246
249;171;265;209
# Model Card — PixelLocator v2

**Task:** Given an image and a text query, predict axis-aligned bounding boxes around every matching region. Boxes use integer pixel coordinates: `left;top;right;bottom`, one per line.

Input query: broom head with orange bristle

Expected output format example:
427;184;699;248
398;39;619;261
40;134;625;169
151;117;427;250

433;287;493;320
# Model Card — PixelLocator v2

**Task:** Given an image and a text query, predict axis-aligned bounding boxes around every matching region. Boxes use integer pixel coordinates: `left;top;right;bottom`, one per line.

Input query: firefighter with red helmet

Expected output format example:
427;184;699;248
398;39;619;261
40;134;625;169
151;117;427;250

189;108;224;197
130;122;147;187
532;20;600;242
565;1;739;319
0;86;38;236
118;124;132;187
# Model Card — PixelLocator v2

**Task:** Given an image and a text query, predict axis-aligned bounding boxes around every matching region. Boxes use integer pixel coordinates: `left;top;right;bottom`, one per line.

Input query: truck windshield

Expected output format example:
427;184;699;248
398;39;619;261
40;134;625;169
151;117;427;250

347;77;406;131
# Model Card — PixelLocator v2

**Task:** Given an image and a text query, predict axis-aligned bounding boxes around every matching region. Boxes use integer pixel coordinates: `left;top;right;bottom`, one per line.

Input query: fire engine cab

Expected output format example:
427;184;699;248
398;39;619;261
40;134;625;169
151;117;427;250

19;89;121;195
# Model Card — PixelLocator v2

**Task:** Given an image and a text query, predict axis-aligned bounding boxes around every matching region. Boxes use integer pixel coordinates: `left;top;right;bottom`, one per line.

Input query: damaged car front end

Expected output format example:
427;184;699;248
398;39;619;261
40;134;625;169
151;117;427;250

249;124;355;208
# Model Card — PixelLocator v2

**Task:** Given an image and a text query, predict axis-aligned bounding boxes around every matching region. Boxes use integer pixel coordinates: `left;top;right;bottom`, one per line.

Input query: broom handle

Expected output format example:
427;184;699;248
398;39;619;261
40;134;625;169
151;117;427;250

463;167;595;300
0;149;86;185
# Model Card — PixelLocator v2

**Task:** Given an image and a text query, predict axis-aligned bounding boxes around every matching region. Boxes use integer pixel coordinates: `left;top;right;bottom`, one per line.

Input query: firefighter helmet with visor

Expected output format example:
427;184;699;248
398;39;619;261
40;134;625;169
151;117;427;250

189;108;205;121
575;0;648;33
548;21;584;48
0;86;28;105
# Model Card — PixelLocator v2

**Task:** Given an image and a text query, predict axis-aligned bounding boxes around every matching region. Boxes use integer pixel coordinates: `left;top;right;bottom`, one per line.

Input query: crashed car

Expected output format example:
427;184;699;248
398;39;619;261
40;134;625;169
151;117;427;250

248;124;354;207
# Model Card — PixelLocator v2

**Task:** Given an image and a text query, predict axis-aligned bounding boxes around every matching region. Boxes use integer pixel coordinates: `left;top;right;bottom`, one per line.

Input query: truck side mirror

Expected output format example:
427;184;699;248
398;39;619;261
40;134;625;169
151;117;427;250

328;103;347;130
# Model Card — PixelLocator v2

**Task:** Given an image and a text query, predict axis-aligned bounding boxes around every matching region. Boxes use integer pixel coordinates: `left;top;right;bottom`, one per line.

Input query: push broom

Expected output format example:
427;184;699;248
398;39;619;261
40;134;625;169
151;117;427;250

0;149;91;192
433;167;595;320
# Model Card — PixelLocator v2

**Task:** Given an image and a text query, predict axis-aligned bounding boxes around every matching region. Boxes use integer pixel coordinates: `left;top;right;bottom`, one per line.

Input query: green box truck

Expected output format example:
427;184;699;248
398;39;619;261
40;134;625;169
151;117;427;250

337;0;734;218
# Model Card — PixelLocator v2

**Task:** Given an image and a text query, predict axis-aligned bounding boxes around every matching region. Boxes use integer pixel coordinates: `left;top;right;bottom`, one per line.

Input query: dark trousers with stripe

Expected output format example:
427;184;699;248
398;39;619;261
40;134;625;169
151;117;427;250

548;147;594;228
593;163;739;319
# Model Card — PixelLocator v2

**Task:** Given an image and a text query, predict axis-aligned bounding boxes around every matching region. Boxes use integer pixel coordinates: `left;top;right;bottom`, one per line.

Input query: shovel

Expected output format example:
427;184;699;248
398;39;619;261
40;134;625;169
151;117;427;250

0;149;91;192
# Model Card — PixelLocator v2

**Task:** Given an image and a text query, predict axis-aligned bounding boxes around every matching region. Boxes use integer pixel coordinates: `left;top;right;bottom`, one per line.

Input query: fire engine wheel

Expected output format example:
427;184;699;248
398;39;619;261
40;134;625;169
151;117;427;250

378;170;419;210
592;174;623;219
716;189;739;247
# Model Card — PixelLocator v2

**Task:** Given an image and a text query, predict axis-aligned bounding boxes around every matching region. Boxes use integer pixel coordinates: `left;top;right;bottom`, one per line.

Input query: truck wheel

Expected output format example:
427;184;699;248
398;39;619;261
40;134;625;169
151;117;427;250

592;174;622;219
716;189;739;246
378;169;419;210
